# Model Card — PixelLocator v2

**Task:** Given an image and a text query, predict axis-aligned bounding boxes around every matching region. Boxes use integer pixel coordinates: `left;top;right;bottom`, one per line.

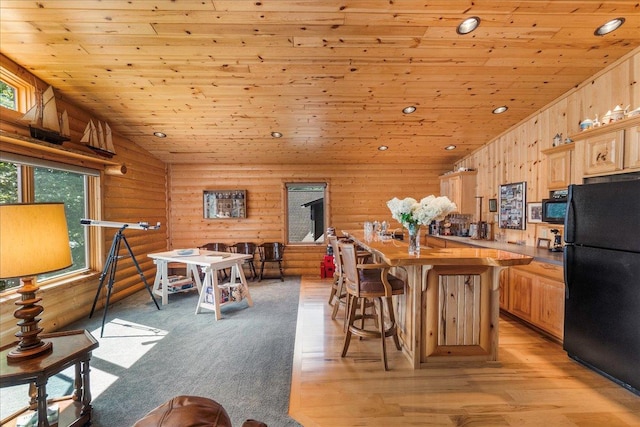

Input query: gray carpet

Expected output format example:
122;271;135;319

1;277;302;427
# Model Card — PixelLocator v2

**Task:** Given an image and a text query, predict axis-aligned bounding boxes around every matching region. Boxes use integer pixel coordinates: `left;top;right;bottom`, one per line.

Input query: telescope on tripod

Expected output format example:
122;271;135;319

81;218;161;337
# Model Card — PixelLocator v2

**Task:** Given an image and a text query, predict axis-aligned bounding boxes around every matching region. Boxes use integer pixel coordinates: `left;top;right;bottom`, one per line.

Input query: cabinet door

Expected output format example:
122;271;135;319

624;126;640;170
439;171;477;215
440;176;462;212
499;268;509;310
584;130;624;176
547;149;572;189
532;277;565;340
508;268;534;321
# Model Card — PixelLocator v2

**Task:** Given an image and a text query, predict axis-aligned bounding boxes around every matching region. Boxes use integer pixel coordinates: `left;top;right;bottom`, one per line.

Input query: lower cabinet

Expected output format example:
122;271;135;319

507;262;564;341
427;236;565;341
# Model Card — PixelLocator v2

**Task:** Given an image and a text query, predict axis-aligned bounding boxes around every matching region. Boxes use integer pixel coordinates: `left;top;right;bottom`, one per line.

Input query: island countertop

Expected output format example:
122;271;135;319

344;230;533;268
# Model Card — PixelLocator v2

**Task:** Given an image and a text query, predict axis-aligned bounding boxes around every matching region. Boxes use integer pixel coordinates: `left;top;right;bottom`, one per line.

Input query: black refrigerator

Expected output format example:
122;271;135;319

563;179;640;394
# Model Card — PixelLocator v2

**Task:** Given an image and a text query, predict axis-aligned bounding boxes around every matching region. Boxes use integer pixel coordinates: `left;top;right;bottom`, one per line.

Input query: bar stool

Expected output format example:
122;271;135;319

327;236;347;320
339;241;405;370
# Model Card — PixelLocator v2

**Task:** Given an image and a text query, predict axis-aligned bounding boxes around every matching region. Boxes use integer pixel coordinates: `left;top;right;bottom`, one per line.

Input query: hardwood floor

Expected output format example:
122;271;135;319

289;277;640;426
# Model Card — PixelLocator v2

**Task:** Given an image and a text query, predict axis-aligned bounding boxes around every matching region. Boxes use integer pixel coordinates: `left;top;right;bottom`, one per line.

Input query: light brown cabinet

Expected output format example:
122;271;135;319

439;170;477;215
583;129;625;176
498;269;509;310
427;236;564;341
507;261;564;340
541;144;574;190
624;125;640;170
570;115;640;179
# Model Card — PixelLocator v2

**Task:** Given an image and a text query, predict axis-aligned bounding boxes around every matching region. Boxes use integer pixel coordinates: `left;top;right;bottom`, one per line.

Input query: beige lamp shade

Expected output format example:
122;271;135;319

0;203;72;279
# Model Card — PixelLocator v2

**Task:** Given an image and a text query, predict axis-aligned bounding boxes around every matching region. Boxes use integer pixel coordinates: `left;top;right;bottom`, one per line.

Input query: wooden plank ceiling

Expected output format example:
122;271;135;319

1;1;639;166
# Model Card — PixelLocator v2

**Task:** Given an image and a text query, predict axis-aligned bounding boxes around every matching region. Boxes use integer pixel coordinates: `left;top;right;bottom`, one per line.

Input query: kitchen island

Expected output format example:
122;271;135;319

344;231;533;368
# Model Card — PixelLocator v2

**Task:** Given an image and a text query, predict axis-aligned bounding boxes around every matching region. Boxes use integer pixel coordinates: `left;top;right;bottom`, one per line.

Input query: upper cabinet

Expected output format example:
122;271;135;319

624;125;640;170
541;144;574;190
570;116;640;179
583;129;625;176
439;170;477;215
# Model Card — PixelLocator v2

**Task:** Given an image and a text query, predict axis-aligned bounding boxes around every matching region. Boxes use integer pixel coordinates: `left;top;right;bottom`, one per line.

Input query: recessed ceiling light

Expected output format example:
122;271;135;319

271;131;283;138
153;131;166;138
402;106;417;114
492;105;508;114
444;145;457;151
594;18;625;36
457;17;481;35
378;145;389;151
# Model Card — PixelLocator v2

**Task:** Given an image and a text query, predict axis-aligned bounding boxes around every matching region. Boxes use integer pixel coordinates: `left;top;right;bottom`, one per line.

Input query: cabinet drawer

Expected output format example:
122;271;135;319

512;260;563;282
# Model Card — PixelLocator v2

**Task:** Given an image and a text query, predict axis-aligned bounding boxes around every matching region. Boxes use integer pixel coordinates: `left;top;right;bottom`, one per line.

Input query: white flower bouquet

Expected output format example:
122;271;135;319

387;195;457;227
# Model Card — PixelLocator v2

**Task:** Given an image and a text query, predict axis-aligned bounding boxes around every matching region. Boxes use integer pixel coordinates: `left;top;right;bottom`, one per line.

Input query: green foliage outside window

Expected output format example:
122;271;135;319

0;161;89;291
0;80;17;110
0;161;18;203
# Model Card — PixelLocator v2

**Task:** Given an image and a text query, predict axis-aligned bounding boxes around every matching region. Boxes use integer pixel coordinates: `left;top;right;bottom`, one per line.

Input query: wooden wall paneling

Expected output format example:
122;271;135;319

634;53;640;108
0;67;169;346
167;163;443;277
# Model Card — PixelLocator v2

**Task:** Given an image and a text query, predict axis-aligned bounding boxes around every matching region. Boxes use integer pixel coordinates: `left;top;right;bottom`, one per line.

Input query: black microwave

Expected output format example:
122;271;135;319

541;197;568;224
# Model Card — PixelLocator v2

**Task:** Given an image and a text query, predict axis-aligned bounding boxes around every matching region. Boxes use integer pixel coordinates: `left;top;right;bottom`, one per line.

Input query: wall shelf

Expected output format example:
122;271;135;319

0;130;119;166
569;115;640;142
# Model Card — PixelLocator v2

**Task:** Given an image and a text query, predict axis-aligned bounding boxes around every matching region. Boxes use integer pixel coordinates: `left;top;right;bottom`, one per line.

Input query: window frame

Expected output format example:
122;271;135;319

283;180;330;246
0;66;35;113
0;153;101;295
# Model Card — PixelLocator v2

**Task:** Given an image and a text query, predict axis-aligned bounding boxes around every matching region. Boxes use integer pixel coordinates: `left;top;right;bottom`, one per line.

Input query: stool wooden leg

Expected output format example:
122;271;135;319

341;295;358;357
385;297;401;350
377;297;389;371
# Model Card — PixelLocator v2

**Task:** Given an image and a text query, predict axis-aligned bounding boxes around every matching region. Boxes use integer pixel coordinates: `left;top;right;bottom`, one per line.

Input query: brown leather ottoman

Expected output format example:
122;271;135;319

133;395;267;427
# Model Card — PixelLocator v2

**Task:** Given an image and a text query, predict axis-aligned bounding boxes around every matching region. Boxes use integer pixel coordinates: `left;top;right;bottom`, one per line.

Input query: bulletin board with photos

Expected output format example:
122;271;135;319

499;182;526;230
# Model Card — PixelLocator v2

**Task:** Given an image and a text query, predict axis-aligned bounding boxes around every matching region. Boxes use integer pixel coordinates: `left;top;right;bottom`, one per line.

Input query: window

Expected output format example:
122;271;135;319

286;183;327;244
0;80;17;110
0;67;35;113
0;155;99;292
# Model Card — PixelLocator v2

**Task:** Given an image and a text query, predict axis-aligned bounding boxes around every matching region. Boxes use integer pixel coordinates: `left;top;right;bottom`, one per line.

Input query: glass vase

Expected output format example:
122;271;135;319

406;223;421;255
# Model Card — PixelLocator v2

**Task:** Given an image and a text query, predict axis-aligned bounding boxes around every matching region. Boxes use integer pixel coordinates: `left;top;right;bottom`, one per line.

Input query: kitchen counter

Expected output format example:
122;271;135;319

344;230;533;368
426;235;564;266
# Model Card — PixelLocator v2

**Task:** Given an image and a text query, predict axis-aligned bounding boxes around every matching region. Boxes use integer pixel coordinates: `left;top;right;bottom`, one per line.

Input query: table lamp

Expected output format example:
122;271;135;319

0;203;72;361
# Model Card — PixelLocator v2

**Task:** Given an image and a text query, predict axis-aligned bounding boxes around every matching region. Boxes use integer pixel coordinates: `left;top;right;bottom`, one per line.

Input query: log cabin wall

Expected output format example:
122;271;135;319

453;47;640;246
168;163;443;277
0;55;168;347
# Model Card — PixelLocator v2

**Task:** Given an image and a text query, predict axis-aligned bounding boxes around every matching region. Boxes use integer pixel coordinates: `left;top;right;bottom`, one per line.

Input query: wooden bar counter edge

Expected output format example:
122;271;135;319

343;230;533;369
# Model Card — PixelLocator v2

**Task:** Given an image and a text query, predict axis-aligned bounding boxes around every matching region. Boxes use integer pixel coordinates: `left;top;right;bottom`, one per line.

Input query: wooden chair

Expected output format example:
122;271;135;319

327;236;346;320
232;242;258;280
339;241;405;370
199;242;231;280
258;242;285;281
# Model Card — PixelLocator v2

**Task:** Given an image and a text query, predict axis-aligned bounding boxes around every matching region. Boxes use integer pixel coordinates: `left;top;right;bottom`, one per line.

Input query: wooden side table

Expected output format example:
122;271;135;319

0;329;99;427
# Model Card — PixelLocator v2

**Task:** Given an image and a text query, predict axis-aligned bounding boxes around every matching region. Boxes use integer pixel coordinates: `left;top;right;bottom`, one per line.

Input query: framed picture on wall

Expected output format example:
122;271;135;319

488;198;498;212
204;190;246;219
527;202;543;223
499;182;526;230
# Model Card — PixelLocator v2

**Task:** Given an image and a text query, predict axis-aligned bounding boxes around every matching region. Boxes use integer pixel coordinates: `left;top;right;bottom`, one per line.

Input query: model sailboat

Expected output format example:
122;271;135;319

81;119;116;157
20;86;70;145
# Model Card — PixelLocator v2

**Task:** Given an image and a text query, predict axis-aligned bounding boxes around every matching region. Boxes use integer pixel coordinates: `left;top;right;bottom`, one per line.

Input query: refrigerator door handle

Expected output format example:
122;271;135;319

564;245;572;299
564;185;576;244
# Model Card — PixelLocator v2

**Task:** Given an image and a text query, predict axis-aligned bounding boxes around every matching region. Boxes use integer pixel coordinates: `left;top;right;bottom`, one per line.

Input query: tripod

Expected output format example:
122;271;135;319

90;225;160;337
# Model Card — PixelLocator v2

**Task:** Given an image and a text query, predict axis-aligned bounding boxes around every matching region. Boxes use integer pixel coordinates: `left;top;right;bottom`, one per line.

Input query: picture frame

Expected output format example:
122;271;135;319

203;190;246;219
527;202;543;223
498;181;526;230
536;237;551;249
488;198;498;212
